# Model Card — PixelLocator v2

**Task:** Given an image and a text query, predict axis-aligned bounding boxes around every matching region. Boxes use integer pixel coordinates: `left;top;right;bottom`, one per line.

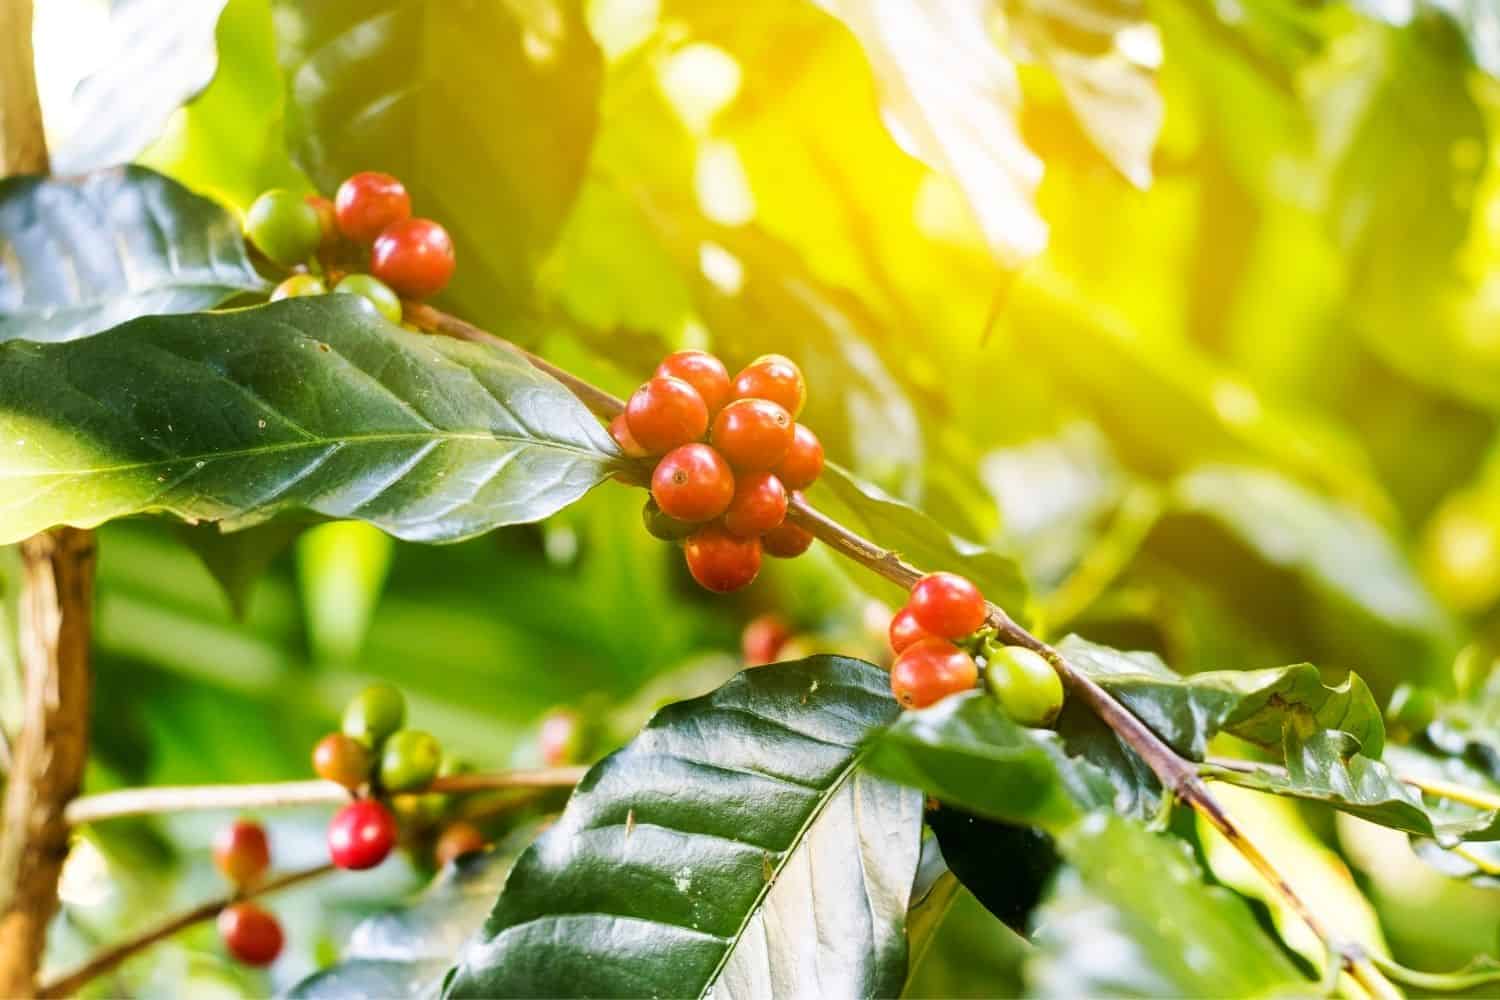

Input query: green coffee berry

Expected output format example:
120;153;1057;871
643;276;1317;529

984;643;1064;728
342;683;406;747
245;189;322;267
270;274;327;301
380;729;442;792
335;273;403;324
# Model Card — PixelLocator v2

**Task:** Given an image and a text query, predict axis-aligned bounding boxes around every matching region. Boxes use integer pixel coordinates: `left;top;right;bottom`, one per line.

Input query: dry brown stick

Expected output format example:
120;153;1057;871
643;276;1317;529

406;304;1396;997
36;863;333;999
64;768;587;826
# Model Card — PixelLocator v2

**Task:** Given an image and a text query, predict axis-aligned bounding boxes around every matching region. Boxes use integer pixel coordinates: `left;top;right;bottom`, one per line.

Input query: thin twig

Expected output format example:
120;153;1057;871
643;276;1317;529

65;769;586;826
404;304;1397;997
36;864;333;999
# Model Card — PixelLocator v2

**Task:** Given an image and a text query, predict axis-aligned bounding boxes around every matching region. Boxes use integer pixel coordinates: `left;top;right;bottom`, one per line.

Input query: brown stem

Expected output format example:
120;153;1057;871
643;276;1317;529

404;302;1391;994
36;864;333;999
64;768;587;826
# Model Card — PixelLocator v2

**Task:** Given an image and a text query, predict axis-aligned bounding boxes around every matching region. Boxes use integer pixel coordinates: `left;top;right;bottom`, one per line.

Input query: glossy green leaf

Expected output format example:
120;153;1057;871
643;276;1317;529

0;295;621;544
925;805;1060;932
275;0;601;318
43;1;229;175
864;691;1106;830
811;464;1030;621
176;518;306;618
1028;815;1310;998
290;846;517;999
903;879;1031;999
445;657;924;999
0;166;266;344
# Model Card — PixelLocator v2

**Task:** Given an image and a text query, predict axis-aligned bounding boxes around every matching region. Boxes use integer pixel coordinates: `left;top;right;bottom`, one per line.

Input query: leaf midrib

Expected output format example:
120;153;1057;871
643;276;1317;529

4;428;612;480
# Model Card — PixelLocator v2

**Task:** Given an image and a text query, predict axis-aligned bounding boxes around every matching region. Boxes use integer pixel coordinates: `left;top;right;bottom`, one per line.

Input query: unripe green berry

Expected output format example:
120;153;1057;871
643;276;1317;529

270;274;327;301
245;189;323;267
642;498;697;541
984;644;1064;728
335;273;403;324
380;729;442;792
343;683;406;747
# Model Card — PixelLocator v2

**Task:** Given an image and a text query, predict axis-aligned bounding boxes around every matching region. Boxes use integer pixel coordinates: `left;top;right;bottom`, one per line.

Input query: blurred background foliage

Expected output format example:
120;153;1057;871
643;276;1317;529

20;0;1500;992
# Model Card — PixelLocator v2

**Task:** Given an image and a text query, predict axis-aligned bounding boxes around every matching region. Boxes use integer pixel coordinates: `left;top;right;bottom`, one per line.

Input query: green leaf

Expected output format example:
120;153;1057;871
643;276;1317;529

1349;0;1500;80
0;295;621;544
298;521;395;663
44;1;229;174
811;463;1030;621
0;166;267;344
176;518;305;618
1028;815;1310;998
903;880;1031;999
863;691;1105;829
290;846;518;998
275;0;601;317
925;806;1060;932
444;657;924;999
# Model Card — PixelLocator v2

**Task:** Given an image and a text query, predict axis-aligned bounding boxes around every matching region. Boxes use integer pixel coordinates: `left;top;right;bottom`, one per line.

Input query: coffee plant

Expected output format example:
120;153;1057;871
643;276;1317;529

5;0;1500;996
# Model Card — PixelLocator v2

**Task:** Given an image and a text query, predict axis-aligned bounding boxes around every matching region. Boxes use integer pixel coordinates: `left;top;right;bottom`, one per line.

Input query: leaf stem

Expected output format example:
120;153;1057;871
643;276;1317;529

407;303;1395;996
64;768;585;826
1207;756;1500;814
35;863;333;999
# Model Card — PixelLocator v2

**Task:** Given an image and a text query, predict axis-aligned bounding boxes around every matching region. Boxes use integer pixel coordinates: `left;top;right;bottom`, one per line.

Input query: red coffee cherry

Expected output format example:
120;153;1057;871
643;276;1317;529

371;217;456;298
888;606;938;655
626;376;709;454
732;354;806;417
684;524;762;592
774;424;824;490
328;799;398;870
742;613;791;665
213;819;270;888
335;171;411;242
722;472;788;538
890;638;978;709
908;572;986;639
711;398;794;472
304;194;339;249
313;732;372;791
434;821;488;868
610;414;649;458
651;443;735;523
656;350;731;415
762;500;813;558
538;707;587;767
219;902;284;967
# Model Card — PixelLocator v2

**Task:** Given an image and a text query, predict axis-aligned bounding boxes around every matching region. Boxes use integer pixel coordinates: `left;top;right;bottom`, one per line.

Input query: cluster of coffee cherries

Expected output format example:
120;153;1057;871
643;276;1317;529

311;683;484;871
612;351;824;592
888;572;1065;726
211;819;284;967
244;171;455;325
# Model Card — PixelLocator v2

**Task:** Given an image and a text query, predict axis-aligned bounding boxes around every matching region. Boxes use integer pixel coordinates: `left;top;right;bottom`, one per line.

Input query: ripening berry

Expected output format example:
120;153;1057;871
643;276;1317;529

328;799;399;870
245;189;323;267
732;354;806;417
219;902;284;967
641;497;698;541
380;729;442;792
335;273;403;324
656;350;731;415
762;518;813;558
684;524;762;592
335;171;411;243
270;274;327;301
711;399;794;473
610;414;649;458
305;194;339;249
434;821;488;868
742;613;791;666
626;376;709;454
908;572;986;639
723;471;788;538
890;638;979;709
538;707;587;766
888;606;938;655
651;443;735;523
371;217;456;299
984;644;1064;727
774;424;824;490
343;683;406;747
213;819;270;888
313;732;372;790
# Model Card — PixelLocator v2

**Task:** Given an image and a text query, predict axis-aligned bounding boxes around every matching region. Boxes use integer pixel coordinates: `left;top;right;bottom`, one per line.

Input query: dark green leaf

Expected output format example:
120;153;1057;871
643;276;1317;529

176;518;306;618
811;464;1030;621
445;657;924;999
0;166;267;344
47;1;229;174
864;691;1105;828
926;806;1060;932
902;881;1031;999
290;846;517;998
1028;815;1310;998
0;295;621;544
275;0;601;317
